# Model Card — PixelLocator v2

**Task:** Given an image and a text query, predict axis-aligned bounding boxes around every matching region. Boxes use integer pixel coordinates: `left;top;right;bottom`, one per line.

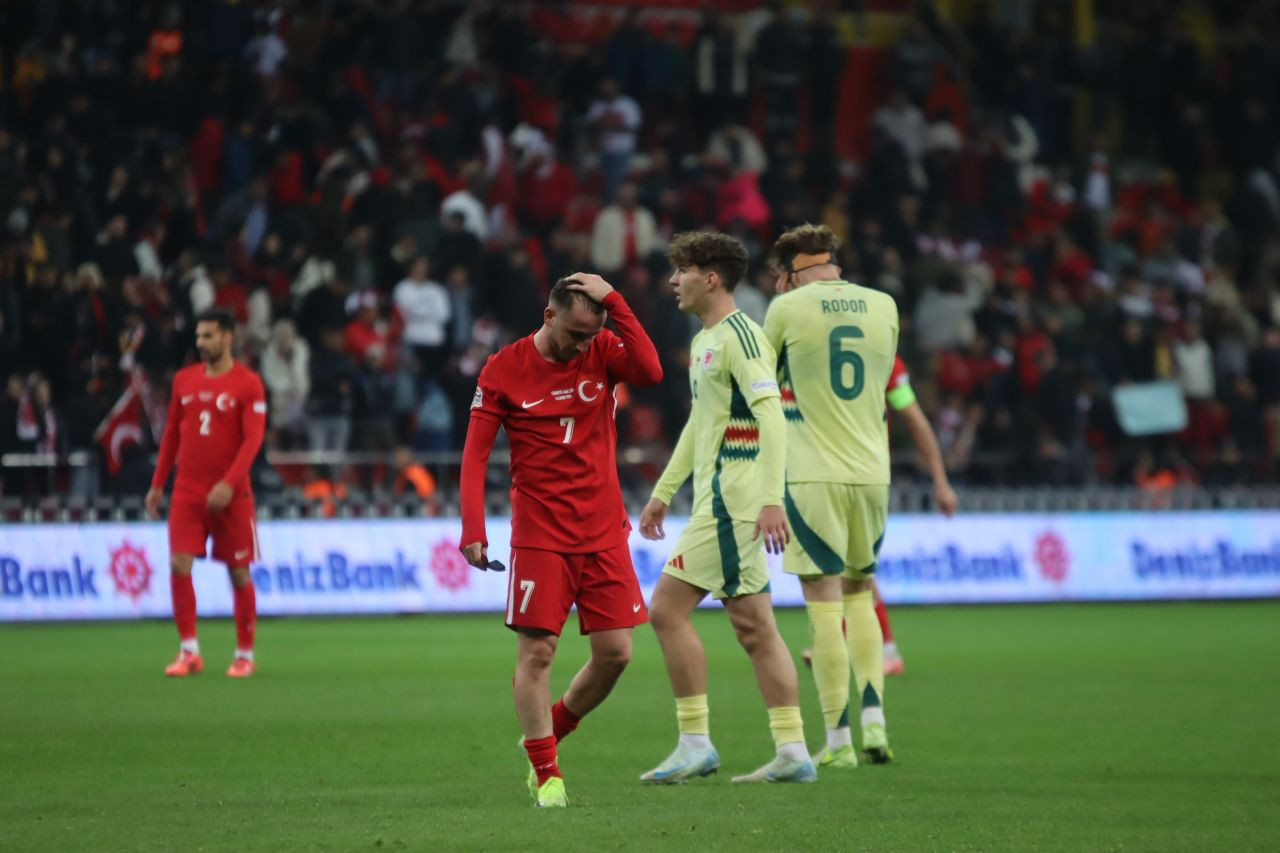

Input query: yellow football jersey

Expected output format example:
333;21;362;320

763;280;899;485
652;310;783;521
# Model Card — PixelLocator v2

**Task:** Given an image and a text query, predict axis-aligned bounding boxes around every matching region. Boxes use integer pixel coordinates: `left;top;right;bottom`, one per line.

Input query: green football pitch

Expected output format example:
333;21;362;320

2;603;1278;852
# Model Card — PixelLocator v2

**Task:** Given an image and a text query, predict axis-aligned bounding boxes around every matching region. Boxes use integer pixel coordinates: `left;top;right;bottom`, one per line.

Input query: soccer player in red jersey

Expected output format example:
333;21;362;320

145;308;267;679
459;273;662;807
877;354;957;673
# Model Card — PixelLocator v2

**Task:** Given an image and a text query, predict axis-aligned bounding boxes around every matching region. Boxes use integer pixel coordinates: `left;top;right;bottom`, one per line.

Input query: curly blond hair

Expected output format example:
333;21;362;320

667;230;749;291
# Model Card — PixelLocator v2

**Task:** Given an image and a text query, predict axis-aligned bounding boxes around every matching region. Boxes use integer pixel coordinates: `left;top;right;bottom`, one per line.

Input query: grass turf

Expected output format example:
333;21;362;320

1;603;1278;852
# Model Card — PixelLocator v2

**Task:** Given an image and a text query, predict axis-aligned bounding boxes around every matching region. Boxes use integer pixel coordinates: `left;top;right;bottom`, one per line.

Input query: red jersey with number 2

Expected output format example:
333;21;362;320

151;361;267;497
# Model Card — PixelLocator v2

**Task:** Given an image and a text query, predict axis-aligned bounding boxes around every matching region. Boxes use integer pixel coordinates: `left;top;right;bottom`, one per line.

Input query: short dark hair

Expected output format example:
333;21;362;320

769;223;842;272
196;308;237;332
549;277;606;315
667;231;749;291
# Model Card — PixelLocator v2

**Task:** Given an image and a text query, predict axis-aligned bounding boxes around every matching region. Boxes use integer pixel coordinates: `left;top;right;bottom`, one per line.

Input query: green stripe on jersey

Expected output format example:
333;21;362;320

710;458;742;596
728;313;760;358
784;486;844;575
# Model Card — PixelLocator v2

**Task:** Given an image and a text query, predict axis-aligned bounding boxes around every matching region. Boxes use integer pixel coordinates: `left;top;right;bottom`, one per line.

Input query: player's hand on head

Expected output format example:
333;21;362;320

639;498;668;540
935;480;959;517
460;541;488;569
566;273;614;303
144;488;164;520
754;505;790;554
206;482;233;513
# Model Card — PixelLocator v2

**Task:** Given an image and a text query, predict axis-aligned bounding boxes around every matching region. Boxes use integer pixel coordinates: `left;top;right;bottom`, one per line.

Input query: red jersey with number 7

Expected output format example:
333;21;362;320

461;290;662;553
151;361;267;496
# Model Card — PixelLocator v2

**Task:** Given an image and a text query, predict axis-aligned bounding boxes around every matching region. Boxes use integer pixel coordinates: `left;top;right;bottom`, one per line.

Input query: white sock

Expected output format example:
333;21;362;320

235;649;254;661
679;733;712;751
180;639;200;655
861;707;886;728
777;741;809;763
827;726;853;750
884;641;900;657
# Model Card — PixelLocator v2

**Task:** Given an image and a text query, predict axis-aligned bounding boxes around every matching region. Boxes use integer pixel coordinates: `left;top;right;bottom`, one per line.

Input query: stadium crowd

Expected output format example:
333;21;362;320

2;0;1280;500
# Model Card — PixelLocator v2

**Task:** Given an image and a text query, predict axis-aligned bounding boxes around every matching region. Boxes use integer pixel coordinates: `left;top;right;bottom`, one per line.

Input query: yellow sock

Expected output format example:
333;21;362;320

767;705;805;747
844;591;884;721
805;600;850;730
675;694;709;735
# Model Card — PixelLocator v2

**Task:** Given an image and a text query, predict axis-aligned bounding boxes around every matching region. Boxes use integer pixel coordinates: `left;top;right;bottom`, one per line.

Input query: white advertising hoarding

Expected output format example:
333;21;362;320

1;512;1278;621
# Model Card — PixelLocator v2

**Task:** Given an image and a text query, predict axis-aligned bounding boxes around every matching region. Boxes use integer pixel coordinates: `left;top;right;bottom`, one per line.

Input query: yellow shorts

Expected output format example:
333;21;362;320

662;514;771;599
783;483;888;579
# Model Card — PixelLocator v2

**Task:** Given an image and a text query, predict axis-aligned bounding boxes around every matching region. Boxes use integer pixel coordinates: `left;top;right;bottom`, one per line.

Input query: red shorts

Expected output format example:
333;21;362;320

168;486;260;566
505;542;647;636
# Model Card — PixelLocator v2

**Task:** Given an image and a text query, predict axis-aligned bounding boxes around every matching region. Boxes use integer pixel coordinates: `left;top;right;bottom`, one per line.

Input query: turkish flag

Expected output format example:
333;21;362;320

94;386;144;476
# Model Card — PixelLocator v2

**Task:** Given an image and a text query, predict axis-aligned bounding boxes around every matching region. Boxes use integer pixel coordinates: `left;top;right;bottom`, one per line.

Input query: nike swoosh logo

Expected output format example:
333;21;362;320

521;399;544;409
632;603;642;613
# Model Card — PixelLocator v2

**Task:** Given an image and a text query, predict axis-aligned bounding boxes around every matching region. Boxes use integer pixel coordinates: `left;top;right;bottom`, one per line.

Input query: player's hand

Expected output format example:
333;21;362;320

566;272;615;303
461;541;489;569
206;482;233;513
754;505;790;554
144;488;164;520
640;498;668;540
934;479;959;517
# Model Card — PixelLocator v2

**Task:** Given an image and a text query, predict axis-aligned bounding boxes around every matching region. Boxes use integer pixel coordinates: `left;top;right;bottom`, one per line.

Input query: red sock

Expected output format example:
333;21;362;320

523;735;561;786
875;596;894;643
233;582;257;651
551;699;581;743
171;573;197;643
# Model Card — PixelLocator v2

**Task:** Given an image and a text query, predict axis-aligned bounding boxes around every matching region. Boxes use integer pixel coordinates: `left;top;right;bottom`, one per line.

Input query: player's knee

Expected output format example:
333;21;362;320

518;639;557;673
648;604;679;636
734;627;762;654
170;555;194;575
843;577;874;595
593;643;631;675
730;619;762;653
228;567;252;588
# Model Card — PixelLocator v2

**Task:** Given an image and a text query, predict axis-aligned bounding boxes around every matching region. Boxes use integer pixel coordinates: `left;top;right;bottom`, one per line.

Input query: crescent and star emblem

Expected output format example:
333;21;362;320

577;380;603;403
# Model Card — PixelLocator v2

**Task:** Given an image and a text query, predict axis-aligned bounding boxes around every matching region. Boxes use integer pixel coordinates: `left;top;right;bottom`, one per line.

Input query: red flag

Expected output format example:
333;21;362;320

94;386;144;476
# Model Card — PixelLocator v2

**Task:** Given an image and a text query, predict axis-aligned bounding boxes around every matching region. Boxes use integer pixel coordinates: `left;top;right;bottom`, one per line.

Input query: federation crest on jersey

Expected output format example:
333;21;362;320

701;348;716;370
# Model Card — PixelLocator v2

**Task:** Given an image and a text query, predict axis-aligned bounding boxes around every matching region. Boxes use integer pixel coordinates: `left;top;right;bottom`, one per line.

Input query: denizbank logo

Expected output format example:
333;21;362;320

1;540;151;601
1132;541;1280;580
878;544;1024;583
250;551;422;595
1;554;100;599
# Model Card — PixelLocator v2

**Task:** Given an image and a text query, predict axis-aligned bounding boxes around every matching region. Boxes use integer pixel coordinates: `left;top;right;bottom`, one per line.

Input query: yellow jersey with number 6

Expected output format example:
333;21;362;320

763;280;899;485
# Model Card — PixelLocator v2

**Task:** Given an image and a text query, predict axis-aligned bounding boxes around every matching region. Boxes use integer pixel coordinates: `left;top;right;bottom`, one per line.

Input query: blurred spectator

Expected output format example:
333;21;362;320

245;19;287;79
261;320;310;447
874;89;928;191
705;124;768;175
590;182;656;275
915;271;983;352
753;2;806;139
585;77;642;202
436;212;483;278
440;165;490;244
306;327;357;454
394;257;451;381
392;445;437;503
1173;320;1215;400
693;10;749;133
